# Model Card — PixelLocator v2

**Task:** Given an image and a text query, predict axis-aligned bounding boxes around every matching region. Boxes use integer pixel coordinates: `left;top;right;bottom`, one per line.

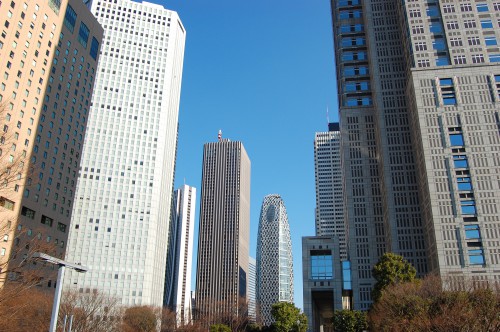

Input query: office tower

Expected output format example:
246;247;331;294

196;138;251;324
331;0;500;310
248;256;256;322
164;184;196;326
63;0;185;307
256;194;294;326
314;122;346;258
0;0;102;290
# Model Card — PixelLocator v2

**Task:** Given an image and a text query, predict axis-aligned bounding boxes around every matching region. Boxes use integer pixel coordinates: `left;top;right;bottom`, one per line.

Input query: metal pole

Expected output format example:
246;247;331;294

49;265;65;332
68;314;74;332
63;315;68;332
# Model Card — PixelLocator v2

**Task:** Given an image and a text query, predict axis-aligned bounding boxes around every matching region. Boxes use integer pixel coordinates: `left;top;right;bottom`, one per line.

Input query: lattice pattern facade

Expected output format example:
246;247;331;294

256;194;293;326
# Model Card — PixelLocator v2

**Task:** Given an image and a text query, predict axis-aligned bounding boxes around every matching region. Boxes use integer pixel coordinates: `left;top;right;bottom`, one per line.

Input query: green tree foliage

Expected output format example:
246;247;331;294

122;306;158;332
210;323;232;332
371;252;417;302
369;275;500;331
270;302;307;332
332;310;368;332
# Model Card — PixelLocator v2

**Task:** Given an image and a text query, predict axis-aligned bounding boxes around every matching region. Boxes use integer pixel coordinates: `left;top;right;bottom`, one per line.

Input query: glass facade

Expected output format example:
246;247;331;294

310;250;333;280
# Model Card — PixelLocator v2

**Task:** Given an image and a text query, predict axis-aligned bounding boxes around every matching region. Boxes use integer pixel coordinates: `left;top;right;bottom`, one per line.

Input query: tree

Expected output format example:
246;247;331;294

270;302;307;332
371;252;417;302
0;286;52;332
368;275;500;331
58;289;122;332
210;324;232;332
122;305;159;332
332;310;368;332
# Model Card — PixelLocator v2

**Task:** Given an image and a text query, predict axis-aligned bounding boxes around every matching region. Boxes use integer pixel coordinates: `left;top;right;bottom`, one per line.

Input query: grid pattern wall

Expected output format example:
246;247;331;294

256;194;294;326
196;140;251;322
63;0;185;307
164;185;196;325
0;0;102;289
408;68;500;285
314;128;346;259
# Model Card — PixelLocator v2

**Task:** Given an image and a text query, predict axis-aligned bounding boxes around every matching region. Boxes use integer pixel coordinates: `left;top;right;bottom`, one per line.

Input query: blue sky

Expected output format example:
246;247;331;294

163;0;339;309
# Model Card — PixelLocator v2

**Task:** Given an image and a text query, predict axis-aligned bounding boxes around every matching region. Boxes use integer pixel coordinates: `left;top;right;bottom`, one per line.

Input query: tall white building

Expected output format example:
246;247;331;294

164;185;196;326
314;123;345;258
256;194;293;326
248;257;256;322
64;0;185;307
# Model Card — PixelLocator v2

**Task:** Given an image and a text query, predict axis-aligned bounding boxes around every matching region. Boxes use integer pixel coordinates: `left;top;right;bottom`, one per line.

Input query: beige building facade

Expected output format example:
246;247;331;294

0;0;102;289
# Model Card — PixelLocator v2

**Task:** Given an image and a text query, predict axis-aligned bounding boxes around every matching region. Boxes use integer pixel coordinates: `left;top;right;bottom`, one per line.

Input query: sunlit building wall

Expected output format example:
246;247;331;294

64;0;185;307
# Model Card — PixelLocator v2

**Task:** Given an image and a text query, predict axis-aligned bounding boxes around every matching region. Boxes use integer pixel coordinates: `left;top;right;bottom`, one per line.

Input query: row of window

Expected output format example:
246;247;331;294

63;5;99;60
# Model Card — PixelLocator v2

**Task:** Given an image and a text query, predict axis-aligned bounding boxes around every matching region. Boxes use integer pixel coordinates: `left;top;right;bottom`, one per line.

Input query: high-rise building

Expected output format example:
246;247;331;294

248;256;256;322
63;0;185;307
0;0;102;290
195;138;251;324
314;122;345;258
164;184;196;326
331;0;500;310
256;194;294;326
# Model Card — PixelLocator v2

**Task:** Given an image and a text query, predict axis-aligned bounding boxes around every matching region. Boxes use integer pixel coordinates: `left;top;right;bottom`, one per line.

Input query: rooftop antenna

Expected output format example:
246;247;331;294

218;129;222;141
326;105;330;128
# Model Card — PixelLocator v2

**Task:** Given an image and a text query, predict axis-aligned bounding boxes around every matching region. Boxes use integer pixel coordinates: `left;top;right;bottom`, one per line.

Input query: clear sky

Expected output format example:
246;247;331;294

161;0;339;309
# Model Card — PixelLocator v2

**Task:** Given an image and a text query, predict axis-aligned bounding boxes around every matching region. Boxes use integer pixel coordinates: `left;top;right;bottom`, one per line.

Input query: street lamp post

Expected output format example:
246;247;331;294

33;252;88;332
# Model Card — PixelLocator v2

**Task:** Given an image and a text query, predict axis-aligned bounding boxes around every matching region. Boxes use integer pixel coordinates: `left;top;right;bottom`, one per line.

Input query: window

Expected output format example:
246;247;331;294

21;206;35;219
485;36;497;46
342;261;352;290
341;37;365;47
409;9;421;17
450;133;464;145
461;3;473;11
430;23;443;33
0;248;5;256
460;200;476;215
63;5;77;33
440;78;456;105
464;20;477;28
433;39;446;51
477;3;489;12
495;2;500;10
468;36;480;45
427;6;440;17
453;155;468;168
345;81;370;91
345;96;372;106
344;66;369;76
90;37;99;60
450;38;462;47
468;249;485;265
443;4;455;12
447;21;459;29
436;56;450;66
310;250;333;280
472;54;484;63
412;25;425;34
464;225;480;240
415;42;427;51
0;197;15;210
457;176;472;191
41;215;53;227
77;22;89;48
57;222;66;233
342;51;367;61
490;54;500;62
481;19;493;28
417;59;431;67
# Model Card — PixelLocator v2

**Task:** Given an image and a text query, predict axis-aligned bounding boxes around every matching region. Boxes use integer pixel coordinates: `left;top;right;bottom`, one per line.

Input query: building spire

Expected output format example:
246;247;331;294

218;129;222;141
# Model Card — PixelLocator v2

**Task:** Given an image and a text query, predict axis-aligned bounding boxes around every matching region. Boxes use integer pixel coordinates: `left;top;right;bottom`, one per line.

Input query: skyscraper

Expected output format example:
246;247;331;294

314;122;345;258
64;0;185;307
0;0;102;290
248;256;256;322
196;138;250;324
331;0;500;310
256;194;293;326
164;184;196;326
